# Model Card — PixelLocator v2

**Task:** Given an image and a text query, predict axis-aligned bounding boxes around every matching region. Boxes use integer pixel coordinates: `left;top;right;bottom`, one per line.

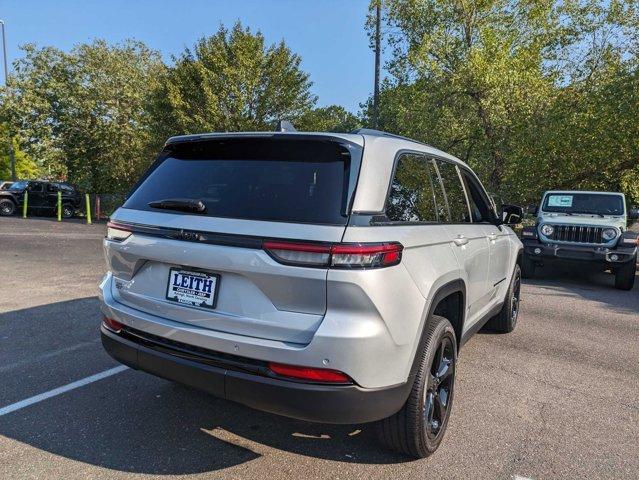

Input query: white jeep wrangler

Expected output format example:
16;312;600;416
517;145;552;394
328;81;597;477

522;190;638;290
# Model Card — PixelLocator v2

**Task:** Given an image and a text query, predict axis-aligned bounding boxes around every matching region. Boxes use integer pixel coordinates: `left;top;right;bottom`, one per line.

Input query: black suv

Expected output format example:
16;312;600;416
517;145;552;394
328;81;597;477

0;180;82;218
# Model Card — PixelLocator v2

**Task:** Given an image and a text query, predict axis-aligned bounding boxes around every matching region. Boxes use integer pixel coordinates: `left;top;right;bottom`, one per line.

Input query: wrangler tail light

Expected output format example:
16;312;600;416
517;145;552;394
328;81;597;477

262;240;403;269
268;362;352;383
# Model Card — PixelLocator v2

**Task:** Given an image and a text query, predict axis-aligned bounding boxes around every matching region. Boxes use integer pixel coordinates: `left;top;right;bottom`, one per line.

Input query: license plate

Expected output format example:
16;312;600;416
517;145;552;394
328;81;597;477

166;268;219;309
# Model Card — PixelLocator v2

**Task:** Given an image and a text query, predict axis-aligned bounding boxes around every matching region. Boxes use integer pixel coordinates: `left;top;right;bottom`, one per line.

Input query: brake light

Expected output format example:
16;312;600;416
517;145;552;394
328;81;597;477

102;316;124;333
261;241;331;267
263;241;403;269
331;243;402;268
268;362;351;383
106;221;132;242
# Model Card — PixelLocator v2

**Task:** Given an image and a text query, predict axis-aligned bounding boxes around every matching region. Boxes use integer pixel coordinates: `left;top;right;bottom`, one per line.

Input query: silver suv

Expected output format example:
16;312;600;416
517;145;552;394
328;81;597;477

100;130;524;458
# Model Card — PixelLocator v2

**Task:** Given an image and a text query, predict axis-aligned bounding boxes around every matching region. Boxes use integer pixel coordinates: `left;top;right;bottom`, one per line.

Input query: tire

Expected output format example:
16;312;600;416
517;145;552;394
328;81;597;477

62;204;75;218
485;264;521;333
614;258;636;291
376;315;457;458
521;252;536;278
0;198;16;216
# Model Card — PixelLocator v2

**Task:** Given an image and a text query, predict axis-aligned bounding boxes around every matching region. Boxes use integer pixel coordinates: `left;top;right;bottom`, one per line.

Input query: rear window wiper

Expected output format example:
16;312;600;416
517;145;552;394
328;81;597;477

148;198;206;213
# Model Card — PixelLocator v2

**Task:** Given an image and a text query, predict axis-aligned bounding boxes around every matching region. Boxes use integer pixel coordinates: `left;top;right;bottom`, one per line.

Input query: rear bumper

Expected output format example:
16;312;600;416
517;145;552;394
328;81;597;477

523;239;637;265
101;325;410;424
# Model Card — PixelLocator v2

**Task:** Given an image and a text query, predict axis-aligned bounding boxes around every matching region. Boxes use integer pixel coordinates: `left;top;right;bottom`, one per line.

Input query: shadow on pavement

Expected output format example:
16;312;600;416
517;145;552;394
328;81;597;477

522;261;639;315
0;299;411;475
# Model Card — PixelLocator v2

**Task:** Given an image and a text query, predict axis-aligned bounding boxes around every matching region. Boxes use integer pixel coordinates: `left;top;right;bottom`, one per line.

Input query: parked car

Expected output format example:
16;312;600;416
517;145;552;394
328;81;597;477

0;181;13;190
522;190;638;290
100;129;524;458
0;180;82;218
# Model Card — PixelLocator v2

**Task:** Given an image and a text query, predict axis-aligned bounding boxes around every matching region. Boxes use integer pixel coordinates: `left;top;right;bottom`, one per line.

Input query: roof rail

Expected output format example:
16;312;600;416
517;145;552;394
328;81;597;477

350;128;426;145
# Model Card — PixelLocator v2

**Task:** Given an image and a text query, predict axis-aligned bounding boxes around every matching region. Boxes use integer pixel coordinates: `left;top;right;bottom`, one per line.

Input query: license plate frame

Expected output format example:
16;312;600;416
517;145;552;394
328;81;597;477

165;267;220;310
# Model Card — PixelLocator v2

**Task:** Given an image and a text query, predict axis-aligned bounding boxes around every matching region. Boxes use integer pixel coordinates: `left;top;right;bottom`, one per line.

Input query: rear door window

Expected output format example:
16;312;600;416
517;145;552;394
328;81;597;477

124;138;361;225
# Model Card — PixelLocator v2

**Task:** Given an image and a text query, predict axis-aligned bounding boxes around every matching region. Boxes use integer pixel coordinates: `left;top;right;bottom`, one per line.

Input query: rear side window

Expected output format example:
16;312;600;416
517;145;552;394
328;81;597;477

435;160;471;223
124;138;361;225
386;153;440;222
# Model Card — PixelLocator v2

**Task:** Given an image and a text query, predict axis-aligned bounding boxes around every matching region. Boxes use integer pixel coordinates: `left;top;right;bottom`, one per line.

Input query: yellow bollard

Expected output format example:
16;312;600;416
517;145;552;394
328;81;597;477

22;191;28;218
85;194;92;224
57;191;62;221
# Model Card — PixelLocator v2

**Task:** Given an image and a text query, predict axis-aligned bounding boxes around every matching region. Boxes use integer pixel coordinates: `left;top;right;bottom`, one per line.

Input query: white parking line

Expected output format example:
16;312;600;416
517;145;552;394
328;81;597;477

0;365;128;417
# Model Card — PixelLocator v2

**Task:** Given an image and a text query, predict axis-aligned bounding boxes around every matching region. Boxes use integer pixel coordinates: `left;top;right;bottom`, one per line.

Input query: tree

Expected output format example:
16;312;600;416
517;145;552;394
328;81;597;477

296;105;361;132
1;40;165;192
151;22;317;140
0;125;39;180
365;0;639;204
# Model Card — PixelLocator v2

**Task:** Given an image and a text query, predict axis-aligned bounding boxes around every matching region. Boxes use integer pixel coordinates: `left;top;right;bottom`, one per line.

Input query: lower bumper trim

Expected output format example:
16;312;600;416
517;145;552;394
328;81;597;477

523;240;637;264
101;326;410;424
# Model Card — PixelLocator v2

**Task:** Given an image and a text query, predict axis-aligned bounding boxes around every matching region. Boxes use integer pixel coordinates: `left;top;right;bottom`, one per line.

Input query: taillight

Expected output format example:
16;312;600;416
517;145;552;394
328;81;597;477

331;243;402;268
106;221;132;242
102;316;124;333
262;241;331;267
268;362;351;383
263;240;403;269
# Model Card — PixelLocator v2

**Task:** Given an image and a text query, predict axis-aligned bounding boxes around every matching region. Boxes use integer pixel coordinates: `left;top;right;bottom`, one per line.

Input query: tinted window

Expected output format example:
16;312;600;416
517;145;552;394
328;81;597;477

124;138;360;225
428;159;450;222
460;170;493;223
27;182;43;193
434;160;470;223
9;181;27;190
386;154;440;222
542;193;624;216
47;184;59;192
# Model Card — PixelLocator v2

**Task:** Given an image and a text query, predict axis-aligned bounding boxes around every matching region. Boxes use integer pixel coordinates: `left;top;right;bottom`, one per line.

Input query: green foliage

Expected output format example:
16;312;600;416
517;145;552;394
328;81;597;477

0;126;39;180
365;0;639;205
1;40;166;192
150;22;317;139
296;105;361;132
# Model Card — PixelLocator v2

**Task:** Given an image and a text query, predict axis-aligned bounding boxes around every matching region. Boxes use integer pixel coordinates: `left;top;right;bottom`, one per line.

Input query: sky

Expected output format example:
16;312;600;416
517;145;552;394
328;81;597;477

1;0;376;112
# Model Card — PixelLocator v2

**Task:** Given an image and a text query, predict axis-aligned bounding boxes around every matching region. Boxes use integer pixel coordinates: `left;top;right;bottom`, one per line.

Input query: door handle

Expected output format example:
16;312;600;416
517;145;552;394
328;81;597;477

452;235;468;246
488;233;498;242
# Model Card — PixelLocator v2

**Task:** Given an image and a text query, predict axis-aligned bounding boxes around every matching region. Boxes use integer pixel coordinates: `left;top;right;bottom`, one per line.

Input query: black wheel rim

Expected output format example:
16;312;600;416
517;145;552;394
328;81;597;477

511;272;521;325
63;207;72;217
1;204;12;215
423;336;455;439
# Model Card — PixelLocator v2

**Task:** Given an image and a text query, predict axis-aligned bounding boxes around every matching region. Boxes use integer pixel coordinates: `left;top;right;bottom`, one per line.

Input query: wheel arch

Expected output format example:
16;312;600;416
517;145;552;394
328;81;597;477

407;279;466;382
0;193;18;205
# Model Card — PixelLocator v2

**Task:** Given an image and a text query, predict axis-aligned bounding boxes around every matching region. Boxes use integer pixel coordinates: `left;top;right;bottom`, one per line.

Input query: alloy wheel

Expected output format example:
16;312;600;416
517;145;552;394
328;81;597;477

423;336;455;439
511;272;521;326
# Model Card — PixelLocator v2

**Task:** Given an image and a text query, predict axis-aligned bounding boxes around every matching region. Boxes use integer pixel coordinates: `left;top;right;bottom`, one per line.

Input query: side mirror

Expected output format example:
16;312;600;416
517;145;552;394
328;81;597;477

526;204;538;216
629;208;639;220
501;204;524;225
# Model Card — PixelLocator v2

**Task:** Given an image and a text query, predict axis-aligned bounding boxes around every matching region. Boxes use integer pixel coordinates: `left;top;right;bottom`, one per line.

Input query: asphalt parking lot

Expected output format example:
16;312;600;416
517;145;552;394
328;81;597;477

1;216;638;479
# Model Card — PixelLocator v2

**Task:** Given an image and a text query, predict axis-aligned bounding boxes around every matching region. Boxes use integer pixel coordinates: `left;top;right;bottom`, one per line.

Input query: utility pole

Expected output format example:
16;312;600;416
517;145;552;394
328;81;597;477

0;20;16;181
372;1;381;129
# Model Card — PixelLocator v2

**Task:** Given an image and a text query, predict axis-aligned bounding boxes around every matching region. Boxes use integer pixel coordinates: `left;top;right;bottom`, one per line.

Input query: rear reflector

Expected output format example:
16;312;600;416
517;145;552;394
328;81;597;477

268;362;351;383
102;316;124;333
263;241;403;269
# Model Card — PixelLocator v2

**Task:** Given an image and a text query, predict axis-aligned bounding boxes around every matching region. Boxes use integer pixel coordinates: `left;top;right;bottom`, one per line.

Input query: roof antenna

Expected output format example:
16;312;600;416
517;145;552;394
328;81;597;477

276;120;297;132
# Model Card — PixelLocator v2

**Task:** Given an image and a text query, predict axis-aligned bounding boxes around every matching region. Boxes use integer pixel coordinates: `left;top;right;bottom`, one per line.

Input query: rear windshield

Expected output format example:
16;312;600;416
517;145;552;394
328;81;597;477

124;137;361;225
542;193;624;216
